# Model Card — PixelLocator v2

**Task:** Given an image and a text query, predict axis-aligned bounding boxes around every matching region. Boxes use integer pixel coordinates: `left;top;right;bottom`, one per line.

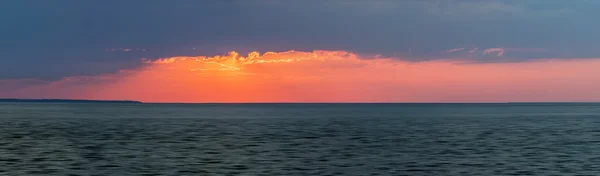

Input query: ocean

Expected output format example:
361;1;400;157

1;103;600;175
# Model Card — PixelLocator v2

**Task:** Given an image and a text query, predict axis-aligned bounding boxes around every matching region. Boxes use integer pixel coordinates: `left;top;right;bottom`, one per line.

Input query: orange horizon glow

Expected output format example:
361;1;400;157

3;50;600;103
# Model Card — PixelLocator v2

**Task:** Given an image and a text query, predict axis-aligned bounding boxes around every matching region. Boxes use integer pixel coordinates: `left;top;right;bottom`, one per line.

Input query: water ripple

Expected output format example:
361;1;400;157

1;103;600;175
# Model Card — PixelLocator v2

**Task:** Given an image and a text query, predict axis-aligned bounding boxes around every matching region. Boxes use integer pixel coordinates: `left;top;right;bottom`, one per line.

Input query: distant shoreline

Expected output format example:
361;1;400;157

0;99;142;104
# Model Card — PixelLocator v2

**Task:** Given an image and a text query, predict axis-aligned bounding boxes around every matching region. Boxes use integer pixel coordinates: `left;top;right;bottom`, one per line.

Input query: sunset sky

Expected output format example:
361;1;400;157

1;0;600;102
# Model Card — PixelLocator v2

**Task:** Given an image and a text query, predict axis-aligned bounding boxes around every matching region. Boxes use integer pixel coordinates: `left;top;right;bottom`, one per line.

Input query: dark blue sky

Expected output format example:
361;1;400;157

1;0;599;80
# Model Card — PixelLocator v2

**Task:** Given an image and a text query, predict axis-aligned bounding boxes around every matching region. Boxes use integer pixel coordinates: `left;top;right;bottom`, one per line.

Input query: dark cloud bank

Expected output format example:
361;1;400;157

1;0;599;79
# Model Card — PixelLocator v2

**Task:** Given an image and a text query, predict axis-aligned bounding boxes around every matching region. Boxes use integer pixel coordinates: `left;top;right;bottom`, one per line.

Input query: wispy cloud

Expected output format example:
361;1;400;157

447;48;465;53
483;48;505;56
106;48;147;52
425;47;553;62
468;48;479;53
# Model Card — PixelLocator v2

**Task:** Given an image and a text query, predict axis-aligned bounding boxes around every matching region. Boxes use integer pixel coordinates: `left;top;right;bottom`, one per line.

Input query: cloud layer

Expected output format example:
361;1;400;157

3;50;600;102
1;1;600;79
2;1;600;102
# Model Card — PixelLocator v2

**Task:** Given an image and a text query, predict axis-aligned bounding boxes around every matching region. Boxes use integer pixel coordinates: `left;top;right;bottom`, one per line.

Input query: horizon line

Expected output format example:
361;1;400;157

2;98;600;104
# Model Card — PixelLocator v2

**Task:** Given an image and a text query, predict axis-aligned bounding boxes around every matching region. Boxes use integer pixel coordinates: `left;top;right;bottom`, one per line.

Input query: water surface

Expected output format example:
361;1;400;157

1;103;600;175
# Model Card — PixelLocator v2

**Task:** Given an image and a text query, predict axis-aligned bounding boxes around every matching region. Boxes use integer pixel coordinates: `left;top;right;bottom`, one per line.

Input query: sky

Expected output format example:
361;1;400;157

1;0;600;102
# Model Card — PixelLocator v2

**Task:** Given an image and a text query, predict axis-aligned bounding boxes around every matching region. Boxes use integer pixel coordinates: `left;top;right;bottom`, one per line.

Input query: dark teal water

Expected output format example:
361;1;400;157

2;103;600;175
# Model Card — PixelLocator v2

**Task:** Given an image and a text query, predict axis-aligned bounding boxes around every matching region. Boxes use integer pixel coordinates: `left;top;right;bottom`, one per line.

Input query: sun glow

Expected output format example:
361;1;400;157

112;50;405;102
3;50;600;102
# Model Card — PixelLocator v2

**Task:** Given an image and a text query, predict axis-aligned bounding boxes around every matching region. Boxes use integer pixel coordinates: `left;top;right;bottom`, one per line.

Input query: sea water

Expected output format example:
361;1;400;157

1;103;600;175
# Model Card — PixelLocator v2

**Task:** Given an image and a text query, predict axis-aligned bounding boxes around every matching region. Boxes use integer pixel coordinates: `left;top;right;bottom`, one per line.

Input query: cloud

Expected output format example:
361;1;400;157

418;47;555;62
483;48;505;56
3;50;600;102
447;48;465;53
468;48;479;53
1;1;600;80
1;50;406;102
106;48;147;52
432;47;555;62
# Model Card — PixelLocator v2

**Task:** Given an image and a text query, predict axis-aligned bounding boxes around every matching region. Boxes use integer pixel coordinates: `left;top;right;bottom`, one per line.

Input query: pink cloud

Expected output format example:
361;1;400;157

447;48;465;53
483;48;505;56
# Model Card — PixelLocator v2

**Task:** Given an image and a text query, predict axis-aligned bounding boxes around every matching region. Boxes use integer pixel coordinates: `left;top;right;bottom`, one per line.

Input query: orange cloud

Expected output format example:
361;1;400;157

3;50;600;102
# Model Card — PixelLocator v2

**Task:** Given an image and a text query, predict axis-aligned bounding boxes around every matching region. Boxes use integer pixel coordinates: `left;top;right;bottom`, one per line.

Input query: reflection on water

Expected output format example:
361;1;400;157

1;103;600;175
